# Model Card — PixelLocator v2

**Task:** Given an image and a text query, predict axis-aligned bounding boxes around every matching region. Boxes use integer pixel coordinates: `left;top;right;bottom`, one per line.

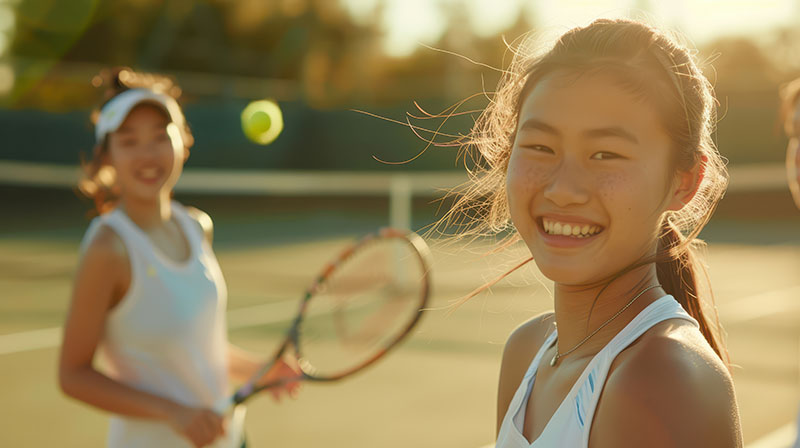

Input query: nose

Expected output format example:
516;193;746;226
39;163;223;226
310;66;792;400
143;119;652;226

132;139;160;158
543;157;590;207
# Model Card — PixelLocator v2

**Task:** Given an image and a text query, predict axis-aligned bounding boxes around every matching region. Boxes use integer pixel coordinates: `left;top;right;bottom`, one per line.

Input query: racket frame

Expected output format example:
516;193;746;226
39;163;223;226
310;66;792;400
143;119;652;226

231;228;432;406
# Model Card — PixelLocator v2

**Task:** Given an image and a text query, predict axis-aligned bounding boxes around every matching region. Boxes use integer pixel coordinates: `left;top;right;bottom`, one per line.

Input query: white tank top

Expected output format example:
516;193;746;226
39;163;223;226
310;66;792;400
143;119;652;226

81;202;244;448
496;295;698;448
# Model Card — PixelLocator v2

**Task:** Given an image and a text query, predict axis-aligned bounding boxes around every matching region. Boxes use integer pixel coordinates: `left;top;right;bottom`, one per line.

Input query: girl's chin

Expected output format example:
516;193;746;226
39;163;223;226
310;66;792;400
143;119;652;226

531;256;613;286
120;185;172;201
536;266;604;286
531;251;656;287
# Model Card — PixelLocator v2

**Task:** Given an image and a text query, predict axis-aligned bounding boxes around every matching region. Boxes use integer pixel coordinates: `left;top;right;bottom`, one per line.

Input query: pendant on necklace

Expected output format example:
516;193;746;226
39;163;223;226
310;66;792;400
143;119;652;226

550;354;558;366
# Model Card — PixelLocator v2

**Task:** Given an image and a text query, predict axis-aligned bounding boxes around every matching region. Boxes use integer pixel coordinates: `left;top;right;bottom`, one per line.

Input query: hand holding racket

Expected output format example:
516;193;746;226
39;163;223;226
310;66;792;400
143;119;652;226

218;228;432;411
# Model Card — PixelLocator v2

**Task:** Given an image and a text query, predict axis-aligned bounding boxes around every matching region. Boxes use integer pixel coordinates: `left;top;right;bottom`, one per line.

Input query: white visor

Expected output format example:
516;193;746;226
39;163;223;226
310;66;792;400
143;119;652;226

95;88;186;143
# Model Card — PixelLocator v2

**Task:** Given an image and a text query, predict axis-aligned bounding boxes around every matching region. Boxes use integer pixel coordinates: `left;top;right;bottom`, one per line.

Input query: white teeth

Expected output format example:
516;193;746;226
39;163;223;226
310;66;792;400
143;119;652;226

139;168;159;179
542;218;603;237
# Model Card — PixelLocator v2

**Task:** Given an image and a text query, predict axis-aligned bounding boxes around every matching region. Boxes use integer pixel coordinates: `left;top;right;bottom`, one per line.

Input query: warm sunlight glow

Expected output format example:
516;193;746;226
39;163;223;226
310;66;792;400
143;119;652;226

380;0;448;57
342;0;800;58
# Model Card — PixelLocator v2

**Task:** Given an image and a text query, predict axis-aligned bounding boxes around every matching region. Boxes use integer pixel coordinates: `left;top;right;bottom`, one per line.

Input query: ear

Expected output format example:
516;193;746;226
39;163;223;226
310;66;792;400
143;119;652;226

667;155;706;211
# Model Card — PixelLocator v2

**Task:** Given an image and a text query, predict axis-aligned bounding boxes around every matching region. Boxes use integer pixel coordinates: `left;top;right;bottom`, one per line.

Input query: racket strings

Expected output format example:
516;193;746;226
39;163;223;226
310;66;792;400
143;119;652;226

297;238;426;378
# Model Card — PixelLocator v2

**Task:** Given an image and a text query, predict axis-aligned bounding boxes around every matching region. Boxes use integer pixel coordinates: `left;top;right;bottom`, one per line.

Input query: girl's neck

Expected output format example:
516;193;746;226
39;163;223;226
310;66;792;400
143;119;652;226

552;265;665;360
119;193;173;230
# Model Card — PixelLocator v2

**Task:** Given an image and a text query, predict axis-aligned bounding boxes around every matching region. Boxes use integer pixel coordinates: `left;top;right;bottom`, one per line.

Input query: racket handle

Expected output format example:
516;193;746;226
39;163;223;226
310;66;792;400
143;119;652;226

213;395;236;415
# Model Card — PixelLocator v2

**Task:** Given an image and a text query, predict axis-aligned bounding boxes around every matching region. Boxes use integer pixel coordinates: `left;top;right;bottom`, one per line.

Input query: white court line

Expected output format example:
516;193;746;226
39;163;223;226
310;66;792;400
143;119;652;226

746;422;797;448
720;285;800;324
6;282;798;356
225;300;300;330
4;287;800;447
0;294;384;356
0;300;300;356
724;285;800;446
0;327;63;356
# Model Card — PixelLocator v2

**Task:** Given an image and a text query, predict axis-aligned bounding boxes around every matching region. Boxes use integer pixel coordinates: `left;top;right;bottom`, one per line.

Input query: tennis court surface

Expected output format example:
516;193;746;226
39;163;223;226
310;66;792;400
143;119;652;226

1;187;799;447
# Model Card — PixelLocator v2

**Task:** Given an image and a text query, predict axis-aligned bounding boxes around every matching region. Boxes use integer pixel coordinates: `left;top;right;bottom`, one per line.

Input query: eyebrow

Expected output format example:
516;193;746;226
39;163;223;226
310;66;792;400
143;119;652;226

519;119;559;136
584;127;639;144
518;118;639;144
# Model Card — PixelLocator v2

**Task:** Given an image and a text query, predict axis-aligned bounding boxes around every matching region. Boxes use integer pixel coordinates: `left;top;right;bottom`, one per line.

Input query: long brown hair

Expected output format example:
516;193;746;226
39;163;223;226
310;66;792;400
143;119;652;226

78;67;194;215
437;19;729;363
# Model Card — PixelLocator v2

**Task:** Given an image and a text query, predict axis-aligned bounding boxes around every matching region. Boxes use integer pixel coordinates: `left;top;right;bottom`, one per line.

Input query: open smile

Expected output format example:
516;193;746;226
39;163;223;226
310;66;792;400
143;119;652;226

134;166;165;185
536;216;605;247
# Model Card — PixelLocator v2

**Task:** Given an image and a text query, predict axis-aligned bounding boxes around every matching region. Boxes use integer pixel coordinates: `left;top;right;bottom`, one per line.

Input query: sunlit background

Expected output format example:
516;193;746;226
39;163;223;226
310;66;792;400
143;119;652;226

1;0;800;447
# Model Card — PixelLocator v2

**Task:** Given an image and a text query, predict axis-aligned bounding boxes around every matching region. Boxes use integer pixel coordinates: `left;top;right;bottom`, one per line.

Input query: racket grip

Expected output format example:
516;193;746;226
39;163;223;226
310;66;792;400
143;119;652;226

213;395;236;415
233;382;255;405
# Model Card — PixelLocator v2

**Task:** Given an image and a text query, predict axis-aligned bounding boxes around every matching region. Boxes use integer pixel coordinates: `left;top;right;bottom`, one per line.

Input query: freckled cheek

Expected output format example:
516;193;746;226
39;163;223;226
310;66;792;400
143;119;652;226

108;151;134;172
506;156;551;219
595;171;664;228
594;172;631;203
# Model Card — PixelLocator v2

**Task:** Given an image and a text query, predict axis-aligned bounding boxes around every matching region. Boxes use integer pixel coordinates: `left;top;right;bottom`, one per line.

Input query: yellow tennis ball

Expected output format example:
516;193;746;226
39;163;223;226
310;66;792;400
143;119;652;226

241;100;284;145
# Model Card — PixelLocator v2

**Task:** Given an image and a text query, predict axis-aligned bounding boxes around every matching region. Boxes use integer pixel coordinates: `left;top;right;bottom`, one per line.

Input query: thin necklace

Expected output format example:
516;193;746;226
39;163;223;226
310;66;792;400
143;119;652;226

549;284;662;367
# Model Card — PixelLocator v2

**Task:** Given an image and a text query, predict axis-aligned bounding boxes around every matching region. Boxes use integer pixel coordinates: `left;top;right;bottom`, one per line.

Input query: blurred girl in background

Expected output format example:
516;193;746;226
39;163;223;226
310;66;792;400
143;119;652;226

59;68;298;448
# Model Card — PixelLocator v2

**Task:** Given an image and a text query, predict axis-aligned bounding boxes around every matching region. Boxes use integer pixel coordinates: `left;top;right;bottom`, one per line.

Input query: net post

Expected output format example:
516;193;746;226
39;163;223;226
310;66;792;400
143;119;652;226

389;175;412;230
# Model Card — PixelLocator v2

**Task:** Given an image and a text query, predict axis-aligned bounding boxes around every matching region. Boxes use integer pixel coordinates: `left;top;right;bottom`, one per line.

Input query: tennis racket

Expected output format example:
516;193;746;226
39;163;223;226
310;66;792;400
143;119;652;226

222;228;432;409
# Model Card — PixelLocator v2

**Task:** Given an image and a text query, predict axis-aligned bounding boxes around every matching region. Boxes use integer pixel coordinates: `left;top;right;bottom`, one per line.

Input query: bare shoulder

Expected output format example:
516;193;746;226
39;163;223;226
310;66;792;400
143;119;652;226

503;311;557;370
590;320;742;448
76;224;130;299
497;311;556;432
184;206;214;244
82;224;128;265
61;224;130;372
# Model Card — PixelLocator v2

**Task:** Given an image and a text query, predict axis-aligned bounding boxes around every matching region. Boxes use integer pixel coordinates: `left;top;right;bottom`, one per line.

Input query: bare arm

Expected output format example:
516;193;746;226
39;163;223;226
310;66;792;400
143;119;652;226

59;227;173;418
58;226;223;447
496;312;555;435
227;343;263;384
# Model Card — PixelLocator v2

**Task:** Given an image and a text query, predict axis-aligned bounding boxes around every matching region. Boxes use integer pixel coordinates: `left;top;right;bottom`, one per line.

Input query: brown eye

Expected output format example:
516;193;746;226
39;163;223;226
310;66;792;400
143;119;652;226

590;151;621;160
522;145;555;154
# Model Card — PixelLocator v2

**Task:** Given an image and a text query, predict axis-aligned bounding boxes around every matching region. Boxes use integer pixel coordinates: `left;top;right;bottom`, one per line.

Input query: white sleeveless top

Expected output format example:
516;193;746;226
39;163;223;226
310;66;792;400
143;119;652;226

81;202;244;448
496;295;698;448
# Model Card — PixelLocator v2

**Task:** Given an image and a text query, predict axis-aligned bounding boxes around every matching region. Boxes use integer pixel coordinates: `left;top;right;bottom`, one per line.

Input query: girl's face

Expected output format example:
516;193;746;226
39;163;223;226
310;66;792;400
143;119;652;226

787;98;800;149
106;104;186;202
790;99;800;139
506;71;692;286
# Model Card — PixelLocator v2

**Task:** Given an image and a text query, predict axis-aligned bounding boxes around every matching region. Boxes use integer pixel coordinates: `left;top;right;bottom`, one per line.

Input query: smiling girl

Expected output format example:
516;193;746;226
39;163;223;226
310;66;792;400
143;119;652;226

443;19;742;447
58;68;298;448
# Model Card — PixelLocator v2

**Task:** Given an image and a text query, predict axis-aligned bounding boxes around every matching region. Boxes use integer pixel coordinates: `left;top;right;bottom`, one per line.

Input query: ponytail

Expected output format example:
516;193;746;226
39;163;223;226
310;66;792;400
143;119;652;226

656;221;727;363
